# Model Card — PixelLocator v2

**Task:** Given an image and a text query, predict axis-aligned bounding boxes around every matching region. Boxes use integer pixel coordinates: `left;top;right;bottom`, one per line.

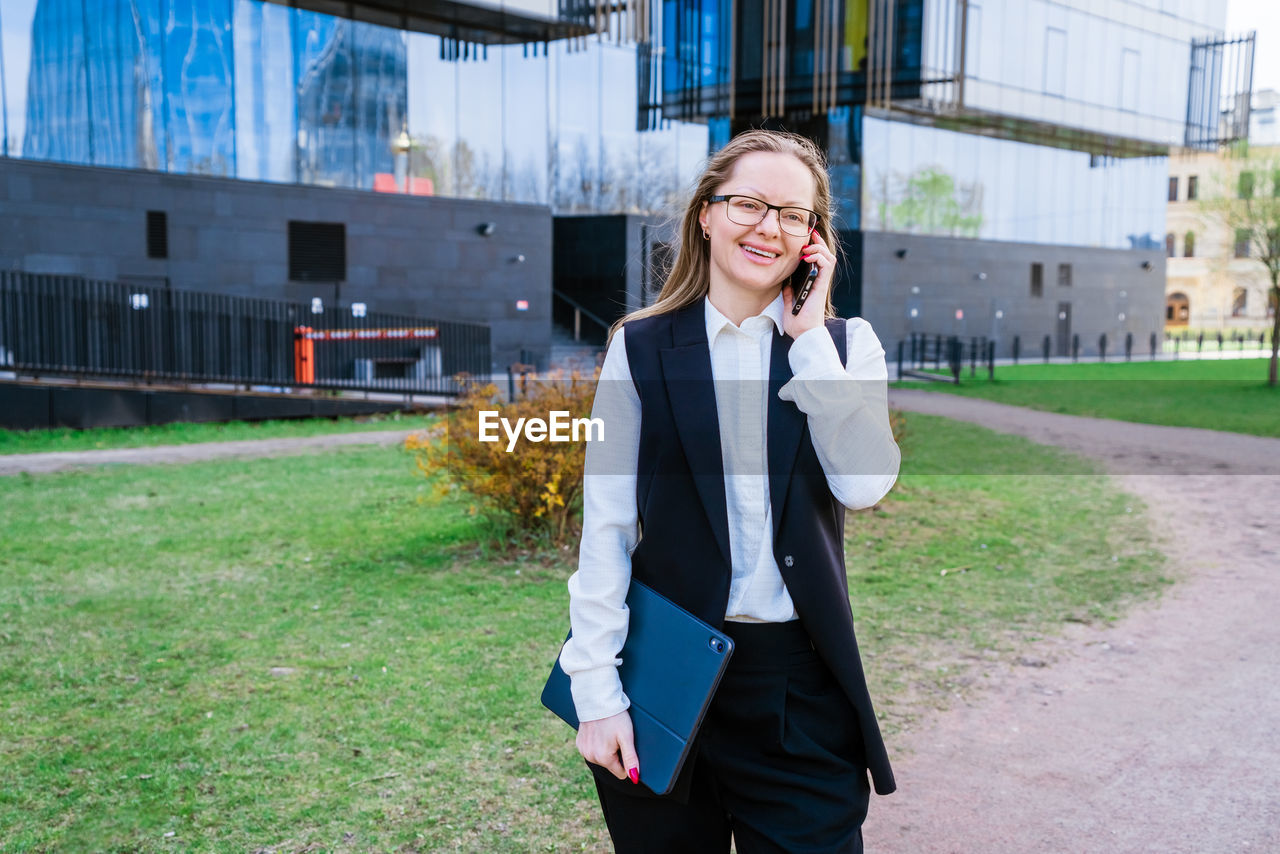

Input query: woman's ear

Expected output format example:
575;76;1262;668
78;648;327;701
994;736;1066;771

698;201;708;234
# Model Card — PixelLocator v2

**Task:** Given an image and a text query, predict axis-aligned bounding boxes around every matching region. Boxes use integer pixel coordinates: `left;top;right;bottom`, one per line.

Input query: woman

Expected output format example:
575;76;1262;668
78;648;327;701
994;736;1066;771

559;129;901;853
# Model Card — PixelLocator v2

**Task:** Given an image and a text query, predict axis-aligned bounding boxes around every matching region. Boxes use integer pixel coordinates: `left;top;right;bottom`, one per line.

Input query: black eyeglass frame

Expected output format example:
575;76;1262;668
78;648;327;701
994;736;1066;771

707;194;819;236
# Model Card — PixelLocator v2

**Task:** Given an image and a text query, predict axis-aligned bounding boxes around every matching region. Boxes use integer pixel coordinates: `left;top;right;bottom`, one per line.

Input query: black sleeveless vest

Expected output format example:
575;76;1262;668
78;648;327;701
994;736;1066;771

622;301;896;796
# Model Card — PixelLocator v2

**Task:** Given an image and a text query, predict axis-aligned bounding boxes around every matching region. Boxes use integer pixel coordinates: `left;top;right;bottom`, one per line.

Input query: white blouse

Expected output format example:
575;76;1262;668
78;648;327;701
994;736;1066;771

561;295;901;723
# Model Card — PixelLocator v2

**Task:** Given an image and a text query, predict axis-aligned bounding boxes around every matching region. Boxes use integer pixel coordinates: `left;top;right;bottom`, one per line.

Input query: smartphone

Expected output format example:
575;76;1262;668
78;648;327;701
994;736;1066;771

791;260;819;315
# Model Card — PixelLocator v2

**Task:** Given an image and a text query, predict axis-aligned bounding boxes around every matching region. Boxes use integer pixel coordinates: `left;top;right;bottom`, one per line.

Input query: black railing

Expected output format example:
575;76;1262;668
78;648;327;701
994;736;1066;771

552;289;612;345
0;272;490;396
897;333;993;383
1163;328;1274;356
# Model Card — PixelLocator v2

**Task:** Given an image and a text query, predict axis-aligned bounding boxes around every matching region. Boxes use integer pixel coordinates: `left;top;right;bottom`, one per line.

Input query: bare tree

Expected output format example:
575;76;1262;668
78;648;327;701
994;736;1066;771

1201;146;1280;386
554;136;599;213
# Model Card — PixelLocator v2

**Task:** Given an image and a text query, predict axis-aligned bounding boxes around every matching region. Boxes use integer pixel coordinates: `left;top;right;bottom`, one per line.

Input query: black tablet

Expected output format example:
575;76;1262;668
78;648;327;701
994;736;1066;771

541;580;736;795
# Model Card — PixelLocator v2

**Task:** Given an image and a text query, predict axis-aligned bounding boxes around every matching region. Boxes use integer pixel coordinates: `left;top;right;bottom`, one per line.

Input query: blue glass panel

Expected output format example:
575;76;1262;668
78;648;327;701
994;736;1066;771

21;0;90;164
350;20;405;191
84;0;142;168
0;0;40;158
662;0;679;96
698;0;719;87
162;0;236;176
233;0;294;182
135;0;166;170
708;115;730;151
828;107;859;230
294;10;353;188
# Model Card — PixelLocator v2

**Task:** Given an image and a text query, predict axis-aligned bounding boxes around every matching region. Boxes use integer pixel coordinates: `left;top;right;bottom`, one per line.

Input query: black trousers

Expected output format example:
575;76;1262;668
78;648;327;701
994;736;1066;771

590;621;871;854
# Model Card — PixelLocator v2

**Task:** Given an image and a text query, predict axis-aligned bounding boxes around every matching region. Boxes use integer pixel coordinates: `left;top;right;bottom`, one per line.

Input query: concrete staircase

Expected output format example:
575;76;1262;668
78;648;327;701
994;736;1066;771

549;324;605;372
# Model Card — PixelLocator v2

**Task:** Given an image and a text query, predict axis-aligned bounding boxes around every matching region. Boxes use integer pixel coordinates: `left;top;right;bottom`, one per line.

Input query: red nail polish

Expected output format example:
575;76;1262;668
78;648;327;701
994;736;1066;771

628;767;639;784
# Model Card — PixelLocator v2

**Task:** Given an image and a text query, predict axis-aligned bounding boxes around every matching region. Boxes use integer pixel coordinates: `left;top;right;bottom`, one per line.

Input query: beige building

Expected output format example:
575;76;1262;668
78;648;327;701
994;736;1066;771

1165;144;1278;330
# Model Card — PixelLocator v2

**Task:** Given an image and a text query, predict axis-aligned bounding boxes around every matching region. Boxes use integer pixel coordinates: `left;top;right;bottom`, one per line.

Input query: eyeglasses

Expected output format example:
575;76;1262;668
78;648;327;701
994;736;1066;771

708;195;818;237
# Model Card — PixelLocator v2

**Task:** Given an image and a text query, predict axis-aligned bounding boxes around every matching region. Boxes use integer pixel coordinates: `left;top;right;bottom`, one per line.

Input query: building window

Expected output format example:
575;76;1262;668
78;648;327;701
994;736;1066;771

1167;292;1189;325
1165;233;1176;257
288;221;347;281
1238;171;1255;199
1120;49;1140;113
146;211;169;259
1057;263;1072;287
1231;287;1247;317
1187;175;1198;200
1183;231;1195;258
1167;176;1178;202
1234;229;1251;258
965;3;982;77
1030;262;1044;297
1043;28;1066;97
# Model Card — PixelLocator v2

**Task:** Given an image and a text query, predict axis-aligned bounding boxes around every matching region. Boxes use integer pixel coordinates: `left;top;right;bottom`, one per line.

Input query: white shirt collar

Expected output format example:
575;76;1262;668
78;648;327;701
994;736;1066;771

704;294;785;343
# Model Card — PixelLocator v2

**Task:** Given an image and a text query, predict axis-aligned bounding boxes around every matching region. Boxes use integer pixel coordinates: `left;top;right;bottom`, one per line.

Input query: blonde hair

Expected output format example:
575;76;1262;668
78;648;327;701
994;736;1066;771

613;129;840;340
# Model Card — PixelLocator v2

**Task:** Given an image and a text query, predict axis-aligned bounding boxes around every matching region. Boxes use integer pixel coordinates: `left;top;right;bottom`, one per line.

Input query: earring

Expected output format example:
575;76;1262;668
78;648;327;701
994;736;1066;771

702;229;710;240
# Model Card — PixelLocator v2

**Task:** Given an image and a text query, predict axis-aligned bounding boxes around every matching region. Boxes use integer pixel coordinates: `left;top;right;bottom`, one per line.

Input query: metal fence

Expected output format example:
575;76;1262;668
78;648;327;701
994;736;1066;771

897;333;994;383
0;272;490;395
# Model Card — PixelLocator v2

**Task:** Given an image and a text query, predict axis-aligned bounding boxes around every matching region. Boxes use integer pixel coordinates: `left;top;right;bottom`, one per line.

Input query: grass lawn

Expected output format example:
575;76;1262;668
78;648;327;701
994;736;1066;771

892;357;1280;438
0;416;1168;851
0;412;437;456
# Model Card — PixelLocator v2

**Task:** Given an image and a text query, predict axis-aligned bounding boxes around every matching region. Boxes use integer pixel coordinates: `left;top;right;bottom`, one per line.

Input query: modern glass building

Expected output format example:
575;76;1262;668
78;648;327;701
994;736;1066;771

0;0;709;207
629;0;1253;353
0;0;1257;361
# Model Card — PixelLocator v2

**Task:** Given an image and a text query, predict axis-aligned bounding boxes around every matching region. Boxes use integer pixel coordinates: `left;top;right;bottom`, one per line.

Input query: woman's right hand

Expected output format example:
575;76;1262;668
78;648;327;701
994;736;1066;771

576;710;640;784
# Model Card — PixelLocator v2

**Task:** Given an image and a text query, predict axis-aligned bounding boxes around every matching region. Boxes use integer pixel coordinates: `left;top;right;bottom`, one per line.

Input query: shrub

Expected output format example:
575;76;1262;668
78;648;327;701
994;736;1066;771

407;369;598;547
407;371;908;547
890;408;908;449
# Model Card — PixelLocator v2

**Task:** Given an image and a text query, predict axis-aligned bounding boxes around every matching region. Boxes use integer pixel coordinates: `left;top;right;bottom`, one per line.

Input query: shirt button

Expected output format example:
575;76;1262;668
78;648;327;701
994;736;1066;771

784;555;794;567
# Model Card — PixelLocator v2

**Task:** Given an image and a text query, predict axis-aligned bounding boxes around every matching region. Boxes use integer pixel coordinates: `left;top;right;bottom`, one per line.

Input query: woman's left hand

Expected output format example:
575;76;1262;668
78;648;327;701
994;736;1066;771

782;228;835;340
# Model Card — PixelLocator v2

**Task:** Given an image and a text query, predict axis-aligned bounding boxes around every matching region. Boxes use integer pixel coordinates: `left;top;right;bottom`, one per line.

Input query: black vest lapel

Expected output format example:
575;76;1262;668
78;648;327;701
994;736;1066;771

767;328;806;536
658;304;733;570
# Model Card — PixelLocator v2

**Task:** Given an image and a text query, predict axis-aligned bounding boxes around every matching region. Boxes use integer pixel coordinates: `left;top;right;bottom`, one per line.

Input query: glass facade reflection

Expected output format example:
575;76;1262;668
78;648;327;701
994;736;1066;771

0;0;707;211
0;0;1220;253
861;115;1166;249
958;0;1225;147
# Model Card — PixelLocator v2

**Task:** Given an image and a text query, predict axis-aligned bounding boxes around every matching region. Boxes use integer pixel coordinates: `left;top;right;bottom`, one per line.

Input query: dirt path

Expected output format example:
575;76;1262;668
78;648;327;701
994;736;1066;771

0;429;414;476
865;389;1280;853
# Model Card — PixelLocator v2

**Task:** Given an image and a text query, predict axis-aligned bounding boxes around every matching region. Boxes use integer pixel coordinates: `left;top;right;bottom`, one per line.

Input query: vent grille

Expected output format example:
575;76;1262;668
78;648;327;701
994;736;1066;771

288;221;346;282
146;210;168;259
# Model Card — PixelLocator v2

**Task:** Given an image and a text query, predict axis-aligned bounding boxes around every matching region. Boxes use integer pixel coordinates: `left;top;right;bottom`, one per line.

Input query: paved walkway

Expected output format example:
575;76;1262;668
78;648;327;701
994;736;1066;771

866;389;1280;853
887;388;1280;475
0;429;414;476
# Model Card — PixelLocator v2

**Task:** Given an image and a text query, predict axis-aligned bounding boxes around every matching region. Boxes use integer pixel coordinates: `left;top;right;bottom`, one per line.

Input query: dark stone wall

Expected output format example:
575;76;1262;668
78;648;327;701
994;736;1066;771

0;381;405;431
0;158;552;370
860;231;1166;360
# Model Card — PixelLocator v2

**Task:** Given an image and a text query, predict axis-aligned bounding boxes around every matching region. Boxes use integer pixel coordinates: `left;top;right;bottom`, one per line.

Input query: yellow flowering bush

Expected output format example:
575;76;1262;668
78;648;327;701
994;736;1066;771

406;368;906;547
407;369;598;547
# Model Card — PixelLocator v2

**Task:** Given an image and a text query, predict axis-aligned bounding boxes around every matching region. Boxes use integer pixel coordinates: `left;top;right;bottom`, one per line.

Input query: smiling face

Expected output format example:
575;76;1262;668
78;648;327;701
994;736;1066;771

698;150;817;314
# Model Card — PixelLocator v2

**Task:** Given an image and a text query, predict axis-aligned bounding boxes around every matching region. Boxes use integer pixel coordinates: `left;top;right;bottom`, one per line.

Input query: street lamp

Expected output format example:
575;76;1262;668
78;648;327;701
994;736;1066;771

392;125;412;193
